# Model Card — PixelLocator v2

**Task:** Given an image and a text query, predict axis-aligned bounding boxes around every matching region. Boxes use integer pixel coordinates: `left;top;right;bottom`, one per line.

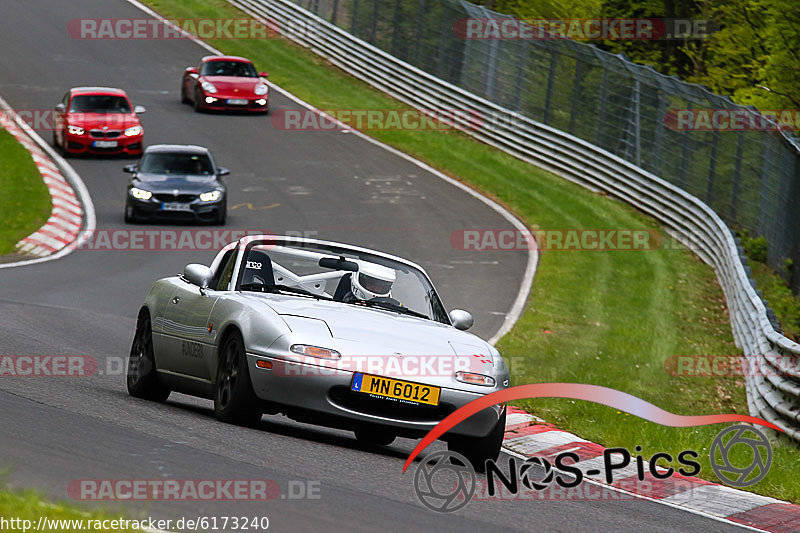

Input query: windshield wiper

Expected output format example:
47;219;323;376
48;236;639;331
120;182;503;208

354;299;429;319
240;283;333;300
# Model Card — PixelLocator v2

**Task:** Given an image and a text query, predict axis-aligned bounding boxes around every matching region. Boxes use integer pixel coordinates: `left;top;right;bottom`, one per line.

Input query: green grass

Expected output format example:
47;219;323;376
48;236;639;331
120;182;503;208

750;261;800;340
738;229;800;340
145;0;799;502
0;128;51;255
0;489;142;532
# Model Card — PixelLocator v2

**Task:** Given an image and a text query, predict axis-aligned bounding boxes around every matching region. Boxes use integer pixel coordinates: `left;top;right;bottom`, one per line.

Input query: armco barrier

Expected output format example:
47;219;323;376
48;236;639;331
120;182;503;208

229;0;800;440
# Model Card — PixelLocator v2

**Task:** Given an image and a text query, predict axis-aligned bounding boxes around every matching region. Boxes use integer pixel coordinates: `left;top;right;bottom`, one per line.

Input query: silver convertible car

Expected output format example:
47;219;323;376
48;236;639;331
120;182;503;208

127;236;509;467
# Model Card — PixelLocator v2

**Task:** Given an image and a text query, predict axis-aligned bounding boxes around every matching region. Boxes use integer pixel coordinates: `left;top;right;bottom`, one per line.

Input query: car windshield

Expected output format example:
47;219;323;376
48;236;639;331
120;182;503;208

201;60;257;78
138;153;214;175
69;94;131;113
237;241;450;324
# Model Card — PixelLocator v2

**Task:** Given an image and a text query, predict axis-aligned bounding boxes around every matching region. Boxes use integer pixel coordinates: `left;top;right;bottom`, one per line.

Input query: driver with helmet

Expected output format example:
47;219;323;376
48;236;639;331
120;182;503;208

338;261;396;303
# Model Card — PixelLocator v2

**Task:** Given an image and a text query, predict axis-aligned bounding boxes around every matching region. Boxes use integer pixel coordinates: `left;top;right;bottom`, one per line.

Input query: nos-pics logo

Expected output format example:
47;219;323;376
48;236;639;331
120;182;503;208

413;424;772;512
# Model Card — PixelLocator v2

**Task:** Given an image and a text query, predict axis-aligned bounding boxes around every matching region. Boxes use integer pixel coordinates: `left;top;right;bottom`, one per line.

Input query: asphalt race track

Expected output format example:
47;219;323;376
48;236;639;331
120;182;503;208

0;1;750;531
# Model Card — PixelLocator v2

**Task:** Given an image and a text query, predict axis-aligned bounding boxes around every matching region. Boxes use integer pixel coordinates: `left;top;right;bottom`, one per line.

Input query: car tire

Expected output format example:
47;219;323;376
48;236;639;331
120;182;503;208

214;331;262;426
124;205;138;224
447;409;505;473
181;83;190;104
216;206;227;226
354;427;396;446
193;89;204;112
127;312;171;402
53;131;67;157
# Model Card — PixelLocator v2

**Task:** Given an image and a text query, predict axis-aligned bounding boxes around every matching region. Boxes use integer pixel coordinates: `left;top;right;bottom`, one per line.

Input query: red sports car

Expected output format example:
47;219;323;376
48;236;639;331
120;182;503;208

181;56;270;113
53;87;145;156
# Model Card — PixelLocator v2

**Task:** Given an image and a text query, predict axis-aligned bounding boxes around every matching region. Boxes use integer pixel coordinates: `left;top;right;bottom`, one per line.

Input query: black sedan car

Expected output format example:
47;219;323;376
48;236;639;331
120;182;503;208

124;145;228;224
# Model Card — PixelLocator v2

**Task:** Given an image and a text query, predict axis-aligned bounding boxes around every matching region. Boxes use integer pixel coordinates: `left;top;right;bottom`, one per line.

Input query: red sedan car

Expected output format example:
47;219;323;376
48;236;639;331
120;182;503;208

181;56;270;113
53;87;145;156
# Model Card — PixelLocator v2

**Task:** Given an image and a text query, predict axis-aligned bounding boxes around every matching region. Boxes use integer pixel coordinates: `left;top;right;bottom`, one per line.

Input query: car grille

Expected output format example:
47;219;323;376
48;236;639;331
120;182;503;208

153;193;197;203
329;386;456;422
89;129;122;138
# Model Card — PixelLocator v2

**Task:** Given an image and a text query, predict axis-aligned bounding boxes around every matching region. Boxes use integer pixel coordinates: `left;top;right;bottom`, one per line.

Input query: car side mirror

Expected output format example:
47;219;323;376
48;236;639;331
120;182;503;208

259;71;269;78
186;67;199;75
183;264;214;289
134;105;146;114
449;309;474;331
217;167;230;176
123;164;137;173
54;103;66;113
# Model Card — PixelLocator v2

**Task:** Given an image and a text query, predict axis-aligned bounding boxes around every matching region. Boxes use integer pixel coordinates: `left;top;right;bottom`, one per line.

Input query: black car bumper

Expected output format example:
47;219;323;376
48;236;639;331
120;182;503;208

126;197;225;223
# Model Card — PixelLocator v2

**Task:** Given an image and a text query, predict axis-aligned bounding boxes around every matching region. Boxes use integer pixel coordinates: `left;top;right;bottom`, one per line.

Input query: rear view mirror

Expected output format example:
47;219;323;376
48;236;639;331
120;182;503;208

259;71;269;78
134;105;146;114
183;264;214;289
123;164;137;173
217;167;230;176
54;103;66;113
319;257;358;272
185;67;199;75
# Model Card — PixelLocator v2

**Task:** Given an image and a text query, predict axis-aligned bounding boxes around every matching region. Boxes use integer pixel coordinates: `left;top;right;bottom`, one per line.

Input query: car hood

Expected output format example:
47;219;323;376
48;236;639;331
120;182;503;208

247;294;492;357
67;112;140;130
133;175;221;194
203;76;264;94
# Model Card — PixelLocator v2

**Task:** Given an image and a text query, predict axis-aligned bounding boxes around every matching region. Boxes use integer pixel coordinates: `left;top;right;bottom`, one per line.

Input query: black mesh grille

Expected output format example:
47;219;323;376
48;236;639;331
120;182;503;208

153;194;197;203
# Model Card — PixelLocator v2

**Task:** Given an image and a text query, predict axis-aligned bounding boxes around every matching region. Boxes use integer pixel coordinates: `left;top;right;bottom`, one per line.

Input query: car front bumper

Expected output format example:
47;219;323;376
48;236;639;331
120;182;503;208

198;94;269;112
65;133;143;155
246;353;504;439
126;196;224;222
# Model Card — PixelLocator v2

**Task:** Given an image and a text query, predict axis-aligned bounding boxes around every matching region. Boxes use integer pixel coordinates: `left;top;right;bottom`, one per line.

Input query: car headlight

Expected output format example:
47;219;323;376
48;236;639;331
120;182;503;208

201;81;217;94
254;84;269;96
455;371;496;387
199;190;221;202
290;344;341;360
124;125;143;137
129;187;152;200
67;125;85;135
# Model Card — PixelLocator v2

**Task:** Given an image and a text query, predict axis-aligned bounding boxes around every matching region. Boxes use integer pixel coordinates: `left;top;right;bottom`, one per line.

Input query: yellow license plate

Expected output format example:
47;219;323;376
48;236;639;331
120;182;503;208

351;373;440;406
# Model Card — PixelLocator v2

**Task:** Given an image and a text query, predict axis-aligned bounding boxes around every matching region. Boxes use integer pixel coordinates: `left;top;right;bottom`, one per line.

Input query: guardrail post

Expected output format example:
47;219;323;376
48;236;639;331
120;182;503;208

705;132;719;205
568;60;584;135
543;50;558;123
595;68;609;147
350;0;358;34
412;0;425;65
678;102;692;189
729;131;744;221
370;0;378;44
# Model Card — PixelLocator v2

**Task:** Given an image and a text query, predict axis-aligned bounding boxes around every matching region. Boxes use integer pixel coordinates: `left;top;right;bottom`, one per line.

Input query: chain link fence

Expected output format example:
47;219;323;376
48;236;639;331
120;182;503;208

292;0;800;291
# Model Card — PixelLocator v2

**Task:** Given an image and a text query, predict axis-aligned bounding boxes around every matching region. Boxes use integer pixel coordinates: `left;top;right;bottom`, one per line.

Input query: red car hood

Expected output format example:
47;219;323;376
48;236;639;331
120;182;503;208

203;76;264;96
67;112;141;130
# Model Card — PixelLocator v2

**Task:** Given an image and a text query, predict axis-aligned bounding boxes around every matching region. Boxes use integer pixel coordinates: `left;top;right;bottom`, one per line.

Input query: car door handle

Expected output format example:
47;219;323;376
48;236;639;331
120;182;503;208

172;296;180;304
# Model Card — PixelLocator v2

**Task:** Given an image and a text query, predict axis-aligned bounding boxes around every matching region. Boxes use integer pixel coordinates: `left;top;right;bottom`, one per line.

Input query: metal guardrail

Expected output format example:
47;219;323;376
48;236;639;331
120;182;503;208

229;0;800;439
